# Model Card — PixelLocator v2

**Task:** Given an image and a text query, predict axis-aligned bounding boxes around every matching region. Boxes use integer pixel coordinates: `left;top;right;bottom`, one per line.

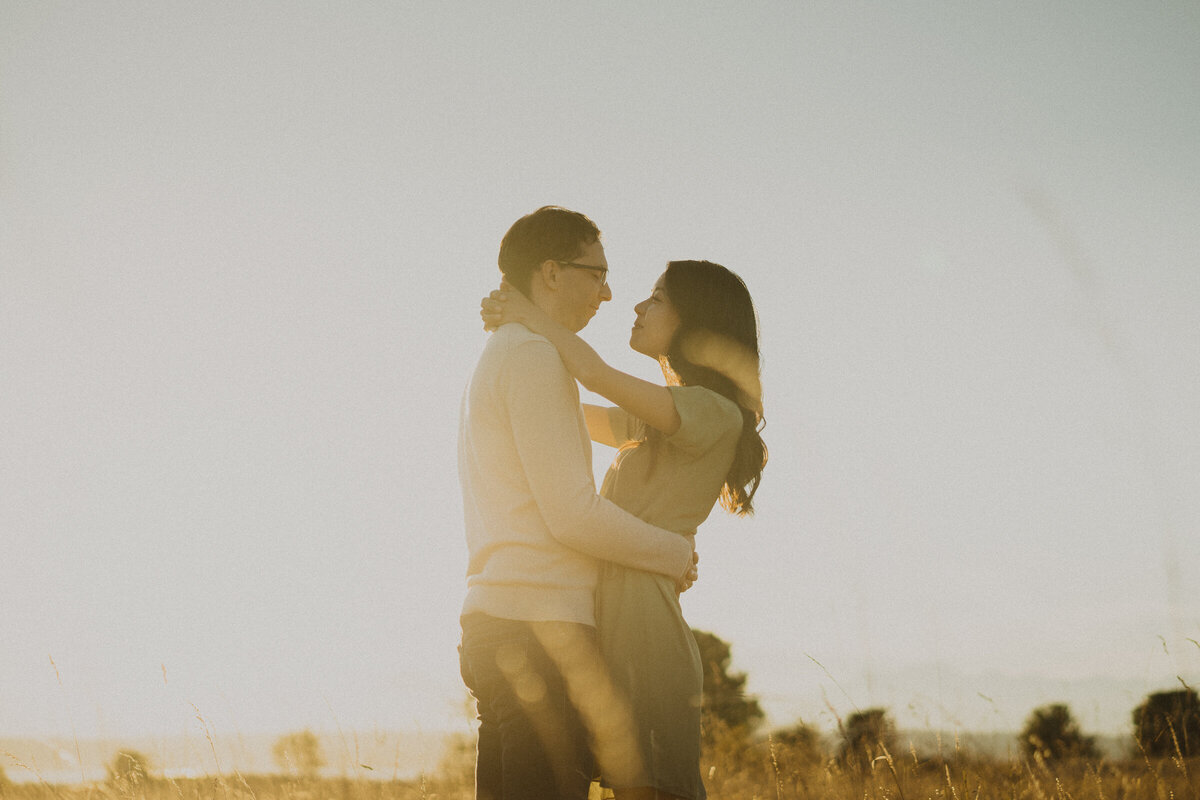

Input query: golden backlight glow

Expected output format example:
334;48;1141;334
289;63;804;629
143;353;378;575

679;330;763;418
1;4;1198;793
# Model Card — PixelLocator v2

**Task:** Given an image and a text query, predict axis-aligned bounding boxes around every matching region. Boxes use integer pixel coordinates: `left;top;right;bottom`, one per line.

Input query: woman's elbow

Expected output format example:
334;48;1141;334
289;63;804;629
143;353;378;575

658;411;682;436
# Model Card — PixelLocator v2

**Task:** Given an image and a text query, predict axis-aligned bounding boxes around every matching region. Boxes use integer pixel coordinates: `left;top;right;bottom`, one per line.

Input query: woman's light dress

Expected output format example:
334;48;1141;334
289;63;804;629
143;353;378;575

594;385;743;800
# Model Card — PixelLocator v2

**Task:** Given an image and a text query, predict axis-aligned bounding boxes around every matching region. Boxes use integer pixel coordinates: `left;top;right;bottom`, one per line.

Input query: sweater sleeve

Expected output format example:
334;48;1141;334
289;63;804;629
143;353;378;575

503;339;693;577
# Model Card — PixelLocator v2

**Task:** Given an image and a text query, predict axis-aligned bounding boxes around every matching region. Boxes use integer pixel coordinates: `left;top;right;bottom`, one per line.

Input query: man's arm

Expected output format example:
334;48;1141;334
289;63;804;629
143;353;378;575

505;339;693;580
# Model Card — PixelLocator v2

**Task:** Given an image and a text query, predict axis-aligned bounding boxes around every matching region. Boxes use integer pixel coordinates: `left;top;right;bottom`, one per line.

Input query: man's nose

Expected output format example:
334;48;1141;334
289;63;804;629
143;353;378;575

599;282;612;302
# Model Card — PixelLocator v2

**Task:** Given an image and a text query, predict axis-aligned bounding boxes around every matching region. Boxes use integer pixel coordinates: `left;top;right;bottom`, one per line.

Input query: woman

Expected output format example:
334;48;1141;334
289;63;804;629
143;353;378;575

482;260;766;800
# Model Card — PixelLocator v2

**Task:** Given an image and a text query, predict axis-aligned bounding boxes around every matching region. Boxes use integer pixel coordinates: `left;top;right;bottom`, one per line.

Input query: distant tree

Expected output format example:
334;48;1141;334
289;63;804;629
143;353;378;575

692;629;765;740
106;750;154;794
1019;703;1098;761
272;730;326;779
838;708;897;771
1133;688;1200;758
770;720;827;772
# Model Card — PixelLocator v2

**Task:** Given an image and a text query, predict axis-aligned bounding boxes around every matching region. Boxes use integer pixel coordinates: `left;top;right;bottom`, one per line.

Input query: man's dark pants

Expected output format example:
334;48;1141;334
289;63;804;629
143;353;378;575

459;613;596;800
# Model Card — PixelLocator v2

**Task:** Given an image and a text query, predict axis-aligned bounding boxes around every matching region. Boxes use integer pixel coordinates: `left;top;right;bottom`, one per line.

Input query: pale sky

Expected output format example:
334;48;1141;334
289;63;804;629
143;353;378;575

2;2;1198;747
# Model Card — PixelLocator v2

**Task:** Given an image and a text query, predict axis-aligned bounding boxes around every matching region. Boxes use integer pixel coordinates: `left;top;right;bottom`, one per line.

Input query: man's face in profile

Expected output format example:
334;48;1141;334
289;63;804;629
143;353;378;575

555;239;611;332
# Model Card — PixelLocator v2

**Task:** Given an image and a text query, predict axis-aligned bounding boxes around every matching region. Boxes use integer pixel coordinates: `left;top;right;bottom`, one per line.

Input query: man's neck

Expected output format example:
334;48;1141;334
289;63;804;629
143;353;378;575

528;288;578;332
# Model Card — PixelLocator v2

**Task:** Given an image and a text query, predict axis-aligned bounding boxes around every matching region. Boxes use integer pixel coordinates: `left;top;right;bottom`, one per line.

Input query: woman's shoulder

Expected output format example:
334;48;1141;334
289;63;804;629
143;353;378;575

665;385;744;445
669;385;742;416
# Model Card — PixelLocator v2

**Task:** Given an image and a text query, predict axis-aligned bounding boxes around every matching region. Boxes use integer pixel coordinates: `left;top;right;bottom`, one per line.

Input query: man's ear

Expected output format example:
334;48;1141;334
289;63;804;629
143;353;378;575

537;259;562;290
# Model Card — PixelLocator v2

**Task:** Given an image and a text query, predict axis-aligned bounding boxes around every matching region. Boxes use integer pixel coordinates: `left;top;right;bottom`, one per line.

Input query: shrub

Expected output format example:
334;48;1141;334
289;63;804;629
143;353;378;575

692;628;765;742
1019;703;1099;761
272;730;326;779
770;721;827;772
1132;687;1200;758
837;707;896;771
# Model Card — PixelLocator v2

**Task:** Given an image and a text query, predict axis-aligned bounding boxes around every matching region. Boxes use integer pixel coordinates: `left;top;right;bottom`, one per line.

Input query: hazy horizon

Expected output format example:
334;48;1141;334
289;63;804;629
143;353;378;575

0;722;1155;785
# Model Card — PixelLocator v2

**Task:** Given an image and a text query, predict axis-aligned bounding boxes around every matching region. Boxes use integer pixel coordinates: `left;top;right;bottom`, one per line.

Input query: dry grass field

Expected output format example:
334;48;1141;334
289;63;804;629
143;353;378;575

699;738;1199;800
4;731;1197;800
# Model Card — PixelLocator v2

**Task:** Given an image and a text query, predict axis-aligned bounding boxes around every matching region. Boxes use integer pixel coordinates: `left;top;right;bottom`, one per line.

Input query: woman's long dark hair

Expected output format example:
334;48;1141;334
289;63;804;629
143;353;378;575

658;260;767;515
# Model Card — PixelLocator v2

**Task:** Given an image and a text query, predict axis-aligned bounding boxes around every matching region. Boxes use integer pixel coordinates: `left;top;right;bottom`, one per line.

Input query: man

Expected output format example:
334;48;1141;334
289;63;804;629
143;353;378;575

458;206;696;800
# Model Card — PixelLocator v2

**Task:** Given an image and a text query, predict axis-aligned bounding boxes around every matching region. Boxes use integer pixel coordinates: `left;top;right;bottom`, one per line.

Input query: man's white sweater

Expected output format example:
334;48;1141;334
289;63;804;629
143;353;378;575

458;323;693;626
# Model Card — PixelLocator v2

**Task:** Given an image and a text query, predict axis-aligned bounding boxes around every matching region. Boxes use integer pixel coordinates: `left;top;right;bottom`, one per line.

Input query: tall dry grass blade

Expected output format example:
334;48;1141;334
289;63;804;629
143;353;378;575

877;742;906;800
1086;762;1108;800
47;656;84;786
189;705;229;800
1024;757;1051;800
943;762;961;800
767;733;783;800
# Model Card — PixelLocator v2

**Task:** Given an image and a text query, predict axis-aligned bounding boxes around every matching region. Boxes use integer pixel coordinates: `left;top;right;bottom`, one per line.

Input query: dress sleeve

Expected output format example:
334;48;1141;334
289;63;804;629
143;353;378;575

604;406;642;445
663;386;744;454
502;340;693;577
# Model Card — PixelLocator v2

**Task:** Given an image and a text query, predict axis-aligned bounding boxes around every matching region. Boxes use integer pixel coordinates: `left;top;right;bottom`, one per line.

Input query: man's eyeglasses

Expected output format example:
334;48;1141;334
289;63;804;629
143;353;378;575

556;260;609;283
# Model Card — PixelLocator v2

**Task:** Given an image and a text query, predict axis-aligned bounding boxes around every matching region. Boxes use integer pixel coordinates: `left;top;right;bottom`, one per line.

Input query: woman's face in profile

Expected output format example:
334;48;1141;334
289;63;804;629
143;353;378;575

629;273;681;358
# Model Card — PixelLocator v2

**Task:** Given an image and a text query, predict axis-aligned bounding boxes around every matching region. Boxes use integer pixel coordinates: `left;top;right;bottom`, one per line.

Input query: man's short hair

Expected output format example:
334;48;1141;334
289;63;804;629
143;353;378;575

498;206;601;295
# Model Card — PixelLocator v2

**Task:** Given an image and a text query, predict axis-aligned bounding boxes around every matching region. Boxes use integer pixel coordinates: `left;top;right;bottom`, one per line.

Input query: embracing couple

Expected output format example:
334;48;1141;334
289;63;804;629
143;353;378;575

457;206;767;800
